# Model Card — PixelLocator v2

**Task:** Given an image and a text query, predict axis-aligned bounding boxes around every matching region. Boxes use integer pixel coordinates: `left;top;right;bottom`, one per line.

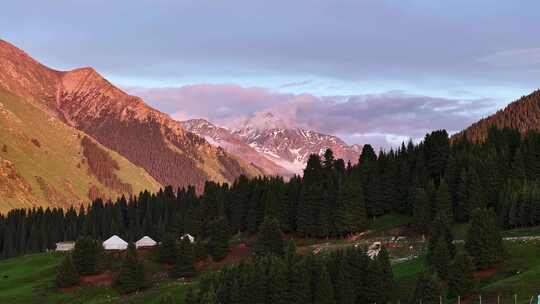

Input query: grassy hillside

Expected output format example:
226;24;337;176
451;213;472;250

392;241;540;303
1;219;540;303
0;88;161;212
0;252;191;304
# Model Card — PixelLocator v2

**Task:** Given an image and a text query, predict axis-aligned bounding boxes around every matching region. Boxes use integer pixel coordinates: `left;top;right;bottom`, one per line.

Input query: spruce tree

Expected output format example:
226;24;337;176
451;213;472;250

363;258;384;304
431;237;451;280
334;259;354;304
377;246;394;295
254;216;284;256
159;233;178;264
55;254;80;288
427;214;455;265
72;237;104;275
435;180;453;222
311;259;335;304
206;217;230;261
412;272;442;304
265;258;288;304
413;187;431;232
114;242;147;293
465;208;504;269
290;259;312;304
171;238;197;278
448;251;475;298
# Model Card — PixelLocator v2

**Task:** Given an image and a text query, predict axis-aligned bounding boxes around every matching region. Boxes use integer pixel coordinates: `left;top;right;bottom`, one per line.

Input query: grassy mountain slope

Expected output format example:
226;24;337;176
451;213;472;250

0;39;262;194
0;88;161;213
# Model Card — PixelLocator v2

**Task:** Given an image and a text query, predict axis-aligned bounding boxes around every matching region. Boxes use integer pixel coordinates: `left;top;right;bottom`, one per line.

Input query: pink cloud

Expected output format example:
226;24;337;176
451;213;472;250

127;84;496;148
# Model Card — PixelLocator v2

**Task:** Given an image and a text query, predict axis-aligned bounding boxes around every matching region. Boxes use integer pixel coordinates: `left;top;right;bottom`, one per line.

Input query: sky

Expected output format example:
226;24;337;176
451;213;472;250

2;0;540;148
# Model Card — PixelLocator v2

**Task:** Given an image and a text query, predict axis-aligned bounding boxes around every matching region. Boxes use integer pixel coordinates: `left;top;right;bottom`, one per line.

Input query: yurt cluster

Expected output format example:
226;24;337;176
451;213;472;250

55;235;157;252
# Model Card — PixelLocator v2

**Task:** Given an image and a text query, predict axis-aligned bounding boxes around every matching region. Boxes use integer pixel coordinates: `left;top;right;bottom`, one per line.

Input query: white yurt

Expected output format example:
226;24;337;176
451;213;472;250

135;236;157;248
180;233;195;243
102;235;128;250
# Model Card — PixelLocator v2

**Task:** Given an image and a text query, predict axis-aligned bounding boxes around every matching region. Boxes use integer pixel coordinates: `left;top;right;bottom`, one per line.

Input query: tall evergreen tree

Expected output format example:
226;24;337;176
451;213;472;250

55;254;80;288
114;242;147;293
159;233;177;264
435;180;453;222
333;259;354;304
171;237;197;278
254;216;284;256
206;217;230;261
377;246;394;295
413;187;431;232
431;237;451;280
72;237;104;275
311;258;335;304
465;208;504;269
448;251;475;298
412;272;443;304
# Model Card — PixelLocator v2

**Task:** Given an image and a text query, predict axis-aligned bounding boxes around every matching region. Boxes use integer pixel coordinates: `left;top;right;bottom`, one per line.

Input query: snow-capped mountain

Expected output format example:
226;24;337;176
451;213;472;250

181;119;294;177
182;113;362;175
232;112;362;174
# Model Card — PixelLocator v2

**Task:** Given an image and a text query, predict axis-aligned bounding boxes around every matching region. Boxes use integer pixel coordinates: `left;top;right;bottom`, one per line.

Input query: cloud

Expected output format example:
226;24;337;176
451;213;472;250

279;80;312;88
128;84;496;149
3;1;540;96
479;48;540;68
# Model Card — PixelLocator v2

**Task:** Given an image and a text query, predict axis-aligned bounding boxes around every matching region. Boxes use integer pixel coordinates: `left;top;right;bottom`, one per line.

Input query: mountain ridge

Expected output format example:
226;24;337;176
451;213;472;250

454;90;540;142
0;39;262;202
183;112;362;175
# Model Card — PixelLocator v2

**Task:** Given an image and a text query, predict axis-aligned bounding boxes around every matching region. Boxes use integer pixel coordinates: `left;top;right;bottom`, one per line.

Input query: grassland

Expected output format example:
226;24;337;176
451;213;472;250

0;251;192;304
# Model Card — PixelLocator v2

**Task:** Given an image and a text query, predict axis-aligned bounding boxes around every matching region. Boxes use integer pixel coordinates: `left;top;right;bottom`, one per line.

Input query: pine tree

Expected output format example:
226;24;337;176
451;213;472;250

363;258;384;304
448;251;475;298
334;259;354;304
435;180;453;222
206;217;230;261
377;246;394;295
254;216;284;256
114;242;147;293
171;238;197;278
413;187;431;232
311;259;335;304
290;259;312;304
265;258;288;304
72;237;104;275
159;234;178;264
465;208;504;269
427;214;456;265
55;254;80;288
412;272;442;304
431;237;451;280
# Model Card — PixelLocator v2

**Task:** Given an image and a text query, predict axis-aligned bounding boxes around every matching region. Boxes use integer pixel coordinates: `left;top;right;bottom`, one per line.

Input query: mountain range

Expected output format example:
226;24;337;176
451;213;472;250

2;39;539;212
182;112;362;175
0;40;361;211
0;40;262;211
